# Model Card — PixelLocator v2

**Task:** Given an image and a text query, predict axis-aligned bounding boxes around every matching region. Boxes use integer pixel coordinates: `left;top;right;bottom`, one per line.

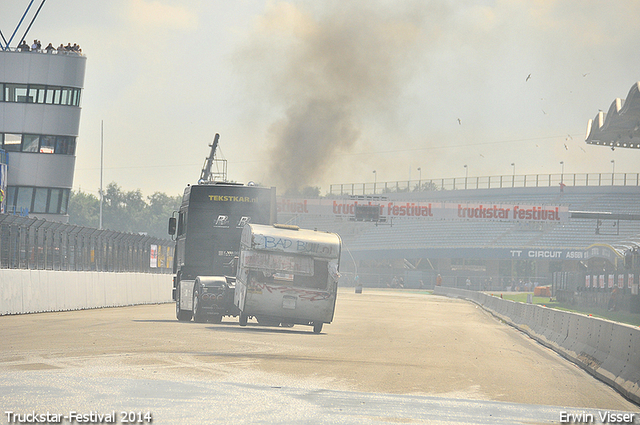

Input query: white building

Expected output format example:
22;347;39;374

0;47;86;221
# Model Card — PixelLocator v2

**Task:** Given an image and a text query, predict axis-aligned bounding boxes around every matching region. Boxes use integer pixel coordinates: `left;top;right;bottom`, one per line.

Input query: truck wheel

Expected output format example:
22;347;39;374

176;301;192;322
193;290;206;323
239;313;248;326
211;314;222;324
313;322;323;333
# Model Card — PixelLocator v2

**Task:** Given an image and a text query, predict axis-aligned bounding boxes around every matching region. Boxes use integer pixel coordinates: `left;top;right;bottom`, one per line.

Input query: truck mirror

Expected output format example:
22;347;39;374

168;217;177;235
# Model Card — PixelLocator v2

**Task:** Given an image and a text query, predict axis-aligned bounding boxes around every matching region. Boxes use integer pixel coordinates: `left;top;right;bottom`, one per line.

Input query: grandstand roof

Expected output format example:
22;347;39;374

585;82;640;149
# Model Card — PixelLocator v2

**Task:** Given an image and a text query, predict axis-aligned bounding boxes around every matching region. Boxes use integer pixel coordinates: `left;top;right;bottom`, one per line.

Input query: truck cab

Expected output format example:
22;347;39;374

169;183;276;322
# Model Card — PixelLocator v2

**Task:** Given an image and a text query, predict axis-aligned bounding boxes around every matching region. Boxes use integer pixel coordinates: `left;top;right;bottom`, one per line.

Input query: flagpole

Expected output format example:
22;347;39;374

99;120;103;229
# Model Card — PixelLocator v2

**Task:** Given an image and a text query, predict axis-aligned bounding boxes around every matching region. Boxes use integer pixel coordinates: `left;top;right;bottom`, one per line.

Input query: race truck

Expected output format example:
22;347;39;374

168;182;276;322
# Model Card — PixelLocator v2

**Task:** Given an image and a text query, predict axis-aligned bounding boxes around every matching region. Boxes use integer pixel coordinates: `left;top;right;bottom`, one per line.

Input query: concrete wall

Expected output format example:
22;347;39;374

434;286;640;405
0;270;172;315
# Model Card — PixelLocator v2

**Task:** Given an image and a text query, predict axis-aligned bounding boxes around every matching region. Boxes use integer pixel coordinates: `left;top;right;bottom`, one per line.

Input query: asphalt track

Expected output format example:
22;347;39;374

1;288;638;424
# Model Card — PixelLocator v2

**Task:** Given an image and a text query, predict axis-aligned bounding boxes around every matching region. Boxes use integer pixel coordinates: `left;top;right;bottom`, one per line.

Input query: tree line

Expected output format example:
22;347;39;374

68;182;181;239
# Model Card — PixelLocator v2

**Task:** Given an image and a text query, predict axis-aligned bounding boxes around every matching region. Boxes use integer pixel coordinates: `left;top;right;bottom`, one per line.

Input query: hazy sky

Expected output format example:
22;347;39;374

3;0;640;197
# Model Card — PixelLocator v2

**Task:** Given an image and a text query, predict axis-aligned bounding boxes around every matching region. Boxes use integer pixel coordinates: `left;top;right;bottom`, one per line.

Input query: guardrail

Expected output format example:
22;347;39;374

0;214;173;273
434;286;640;405
330;172;640;196
0;270;172;315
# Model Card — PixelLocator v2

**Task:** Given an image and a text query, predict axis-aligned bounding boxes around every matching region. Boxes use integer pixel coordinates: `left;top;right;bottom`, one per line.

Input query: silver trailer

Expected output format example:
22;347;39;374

234;224;341;333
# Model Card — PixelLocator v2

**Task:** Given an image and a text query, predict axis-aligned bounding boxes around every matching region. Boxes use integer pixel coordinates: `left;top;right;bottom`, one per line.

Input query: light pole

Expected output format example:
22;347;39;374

611;160;615;185
560;161;564;184
373;170;377;194
511;163;516;187
417;167;421;190
464;165;468;189
99;120;104;230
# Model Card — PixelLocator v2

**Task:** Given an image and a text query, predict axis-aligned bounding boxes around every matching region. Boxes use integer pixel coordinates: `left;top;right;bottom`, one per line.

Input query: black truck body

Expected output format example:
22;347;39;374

170;183;276;322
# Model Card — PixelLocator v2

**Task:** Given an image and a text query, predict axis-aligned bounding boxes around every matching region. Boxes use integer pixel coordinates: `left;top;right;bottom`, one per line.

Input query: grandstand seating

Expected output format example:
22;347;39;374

279;184;640;260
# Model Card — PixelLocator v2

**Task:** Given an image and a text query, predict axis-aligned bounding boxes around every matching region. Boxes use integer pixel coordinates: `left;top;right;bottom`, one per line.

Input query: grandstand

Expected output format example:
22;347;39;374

277;174;640;291
280;83;640;294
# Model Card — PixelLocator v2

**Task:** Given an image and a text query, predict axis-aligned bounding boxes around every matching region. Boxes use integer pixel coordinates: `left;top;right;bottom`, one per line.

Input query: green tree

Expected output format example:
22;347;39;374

67;183;181;238
146;191;183;238
67;190;100;228
102;182;145;233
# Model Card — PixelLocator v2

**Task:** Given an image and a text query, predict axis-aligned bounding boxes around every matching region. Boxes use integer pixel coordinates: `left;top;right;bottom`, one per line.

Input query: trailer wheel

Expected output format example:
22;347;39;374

193;290;206;323
239;313;248;326
312;322;323;334
176;301;192;322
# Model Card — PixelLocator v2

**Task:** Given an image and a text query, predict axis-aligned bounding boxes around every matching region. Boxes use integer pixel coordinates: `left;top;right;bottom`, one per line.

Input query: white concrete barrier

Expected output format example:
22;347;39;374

0;270;172;315
434;286;640;404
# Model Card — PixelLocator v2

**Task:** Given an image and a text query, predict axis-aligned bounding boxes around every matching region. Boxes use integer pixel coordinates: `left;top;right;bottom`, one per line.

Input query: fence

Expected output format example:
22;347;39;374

0;214;173;273
330;172;640;196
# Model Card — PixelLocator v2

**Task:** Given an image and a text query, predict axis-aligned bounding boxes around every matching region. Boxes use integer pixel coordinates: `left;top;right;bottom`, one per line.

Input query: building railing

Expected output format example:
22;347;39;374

329;173;640;196
0;214;173;273
0;46;83;56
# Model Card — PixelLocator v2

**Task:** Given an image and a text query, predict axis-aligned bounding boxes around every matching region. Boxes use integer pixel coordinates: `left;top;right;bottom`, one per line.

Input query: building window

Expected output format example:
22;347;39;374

1;133;76;155
55;136;75;155
16;187;34;211
3;133;22;152
4;83;29;102
8;186;71;215
48;189;62;213
60;190;69;214
45;87;55;104
40;135;56;153
1;83;81;106
52;87;61;105
33;188;49;213
29;85;46;103
72;88;81;106
6;186;16;207
60;87;71;105
22;134;40;152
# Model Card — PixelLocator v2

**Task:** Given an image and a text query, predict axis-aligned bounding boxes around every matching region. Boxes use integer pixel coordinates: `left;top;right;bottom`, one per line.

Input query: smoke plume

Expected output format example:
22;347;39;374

237;1;431;192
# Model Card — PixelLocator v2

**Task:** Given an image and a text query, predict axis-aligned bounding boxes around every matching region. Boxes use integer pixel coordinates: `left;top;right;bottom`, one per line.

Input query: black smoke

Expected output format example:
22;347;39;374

236;1;433;192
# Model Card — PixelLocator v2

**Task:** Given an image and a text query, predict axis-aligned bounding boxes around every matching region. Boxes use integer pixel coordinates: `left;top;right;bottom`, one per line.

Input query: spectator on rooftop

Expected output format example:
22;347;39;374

45;43;54;53
18;40;30;52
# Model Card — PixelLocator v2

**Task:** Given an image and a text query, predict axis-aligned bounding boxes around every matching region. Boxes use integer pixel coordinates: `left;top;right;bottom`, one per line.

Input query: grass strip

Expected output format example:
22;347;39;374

496;292;640;327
